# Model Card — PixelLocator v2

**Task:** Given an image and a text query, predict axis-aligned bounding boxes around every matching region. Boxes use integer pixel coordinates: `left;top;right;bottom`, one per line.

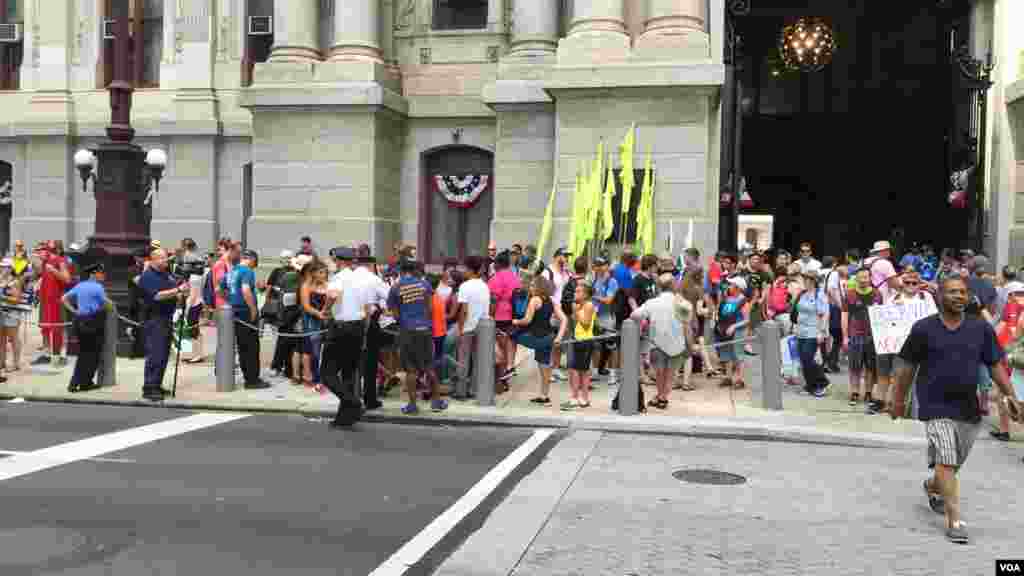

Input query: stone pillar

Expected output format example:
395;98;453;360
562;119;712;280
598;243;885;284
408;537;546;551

268;0;320;62
508;0;558;58
329;0;382;62
557;0;630;63
634;0;710;60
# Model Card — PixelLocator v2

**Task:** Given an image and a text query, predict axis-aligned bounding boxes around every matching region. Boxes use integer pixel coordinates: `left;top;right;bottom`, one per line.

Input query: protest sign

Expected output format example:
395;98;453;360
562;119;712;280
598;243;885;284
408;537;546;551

868;298;938;355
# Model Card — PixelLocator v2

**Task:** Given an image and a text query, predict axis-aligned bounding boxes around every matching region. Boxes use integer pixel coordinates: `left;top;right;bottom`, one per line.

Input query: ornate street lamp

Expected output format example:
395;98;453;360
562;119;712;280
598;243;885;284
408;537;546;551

72;0;162;355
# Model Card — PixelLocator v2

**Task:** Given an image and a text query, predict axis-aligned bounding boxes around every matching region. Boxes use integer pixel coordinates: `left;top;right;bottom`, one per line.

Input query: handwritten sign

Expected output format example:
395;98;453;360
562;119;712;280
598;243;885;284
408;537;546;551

868;298;938;355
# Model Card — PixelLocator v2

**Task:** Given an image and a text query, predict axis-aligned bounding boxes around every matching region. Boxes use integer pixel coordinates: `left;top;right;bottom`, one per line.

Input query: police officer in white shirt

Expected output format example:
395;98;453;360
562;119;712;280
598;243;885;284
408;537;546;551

350;246;390;410
321;247;361;428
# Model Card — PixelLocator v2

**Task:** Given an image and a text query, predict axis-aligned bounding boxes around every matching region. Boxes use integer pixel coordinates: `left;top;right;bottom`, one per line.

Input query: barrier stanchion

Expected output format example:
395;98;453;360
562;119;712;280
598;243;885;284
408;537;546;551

99;303;117;387
618;319;640;415
758;321;783;410
475;318;496;406
215;306;236;392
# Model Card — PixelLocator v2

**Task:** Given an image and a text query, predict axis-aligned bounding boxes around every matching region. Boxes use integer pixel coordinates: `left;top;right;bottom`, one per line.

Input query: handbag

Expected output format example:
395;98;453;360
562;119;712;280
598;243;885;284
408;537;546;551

261;297;282;324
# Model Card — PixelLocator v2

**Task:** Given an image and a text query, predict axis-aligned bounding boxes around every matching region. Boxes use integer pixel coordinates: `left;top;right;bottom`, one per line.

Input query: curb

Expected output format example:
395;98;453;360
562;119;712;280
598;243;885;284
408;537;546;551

0;392;926;449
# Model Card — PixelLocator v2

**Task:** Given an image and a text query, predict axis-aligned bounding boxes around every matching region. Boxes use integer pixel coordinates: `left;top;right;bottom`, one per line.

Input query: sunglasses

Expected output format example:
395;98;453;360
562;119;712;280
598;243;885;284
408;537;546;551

903;281;919;286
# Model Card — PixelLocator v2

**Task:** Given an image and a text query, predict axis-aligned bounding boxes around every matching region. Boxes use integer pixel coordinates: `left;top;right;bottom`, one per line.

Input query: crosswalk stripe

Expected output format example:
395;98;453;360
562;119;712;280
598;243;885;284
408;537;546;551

0;412;249;482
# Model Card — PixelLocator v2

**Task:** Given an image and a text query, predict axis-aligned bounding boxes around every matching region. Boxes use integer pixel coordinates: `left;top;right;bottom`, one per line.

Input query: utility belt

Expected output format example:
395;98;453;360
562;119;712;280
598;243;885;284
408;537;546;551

74;309;106;336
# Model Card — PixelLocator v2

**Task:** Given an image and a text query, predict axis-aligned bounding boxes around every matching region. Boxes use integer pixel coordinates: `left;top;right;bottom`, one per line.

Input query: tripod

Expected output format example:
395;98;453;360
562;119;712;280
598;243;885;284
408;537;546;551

170;294;189;398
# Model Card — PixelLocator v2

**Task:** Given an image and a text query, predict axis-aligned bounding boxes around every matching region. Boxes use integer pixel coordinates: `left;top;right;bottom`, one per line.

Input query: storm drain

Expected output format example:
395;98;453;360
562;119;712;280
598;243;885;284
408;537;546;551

672;469;747;486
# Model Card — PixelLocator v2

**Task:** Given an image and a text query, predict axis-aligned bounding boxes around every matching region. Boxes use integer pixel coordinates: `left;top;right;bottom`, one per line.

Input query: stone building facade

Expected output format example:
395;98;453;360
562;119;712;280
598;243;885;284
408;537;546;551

0;0;726;262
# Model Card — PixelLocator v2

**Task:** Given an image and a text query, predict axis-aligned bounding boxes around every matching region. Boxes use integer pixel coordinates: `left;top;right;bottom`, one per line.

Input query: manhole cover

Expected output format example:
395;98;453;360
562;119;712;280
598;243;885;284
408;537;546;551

673;469;747;485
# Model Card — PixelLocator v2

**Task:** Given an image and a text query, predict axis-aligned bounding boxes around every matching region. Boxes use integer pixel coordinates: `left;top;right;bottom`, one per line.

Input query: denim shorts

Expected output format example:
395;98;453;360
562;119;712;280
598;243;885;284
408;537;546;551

515;332;555;367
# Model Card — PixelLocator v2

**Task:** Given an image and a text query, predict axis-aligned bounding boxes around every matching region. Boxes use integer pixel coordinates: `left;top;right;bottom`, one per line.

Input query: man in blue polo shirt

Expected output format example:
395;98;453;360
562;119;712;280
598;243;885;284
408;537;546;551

892;275;1022;545
62;262;110;393
228;249;269;389
138;249;188;401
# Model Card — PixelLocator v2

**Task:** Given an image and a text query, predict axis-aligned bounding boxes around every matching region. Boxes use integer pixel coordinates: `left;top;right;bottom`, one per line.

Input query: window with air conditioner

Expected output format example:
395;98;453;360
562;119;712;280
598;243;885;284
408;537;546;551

0;0;22;91
432;0;488;31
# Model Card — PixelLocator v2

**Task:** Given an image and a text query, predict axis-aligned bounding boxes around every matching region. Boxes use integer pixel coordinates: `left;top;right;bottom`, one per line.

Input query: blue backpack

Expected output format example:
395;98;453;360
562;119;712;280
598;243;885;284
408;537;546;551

511;288;530;319
201;271;216;307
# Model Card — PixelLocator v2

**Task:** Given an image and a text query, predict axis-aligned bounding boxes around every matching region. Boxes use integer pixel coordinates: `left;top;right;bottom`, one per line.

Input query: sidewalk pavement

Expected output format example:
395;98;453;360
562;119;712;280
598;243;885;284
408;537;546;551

3;329;1021;448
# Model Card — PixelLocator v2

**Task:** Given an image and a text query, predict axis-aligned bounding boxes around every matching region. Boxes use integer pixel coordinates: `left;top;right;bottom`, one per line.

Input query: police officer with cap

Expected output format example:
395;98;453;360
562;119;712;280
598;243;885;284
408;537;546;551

352;244;389;410
323;246;361;427
62;262;111;392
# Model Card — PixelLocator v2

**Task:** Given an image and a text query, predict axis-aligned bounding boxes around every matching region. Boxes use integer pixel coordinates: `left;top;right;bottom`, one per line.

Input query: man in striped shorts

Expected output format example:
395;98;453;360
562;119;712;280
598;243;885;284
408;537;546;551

892;275;1022;544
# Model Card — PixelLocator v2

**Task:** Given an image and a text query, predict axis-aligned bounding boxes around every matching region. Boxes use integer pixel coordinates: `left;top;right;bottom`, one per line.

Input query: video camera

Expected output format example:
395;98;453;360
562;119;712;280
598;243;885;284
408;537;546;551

171;258;206;282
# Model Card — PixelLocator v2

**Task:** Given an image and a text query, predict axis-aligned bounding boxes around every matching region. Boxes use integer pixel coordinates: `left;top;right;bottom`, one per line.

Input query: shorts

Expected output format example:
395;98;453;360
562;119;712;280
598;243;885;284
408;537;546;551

1;308;20;328
650;347;685;372
495;320;515;339
433;335;445;368
876;353;896;377
925;418;981;469
848;335;876;373
400;329;434;373
515;331;555;367
714;328;743;363
569;341;593;371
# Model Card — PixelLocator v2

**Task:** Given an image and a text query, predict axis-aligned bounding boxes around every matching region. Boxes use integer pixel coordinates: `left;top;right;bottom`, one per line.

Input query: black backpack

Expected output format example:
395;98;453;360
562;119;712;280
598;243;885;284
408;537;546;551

561;275;578;316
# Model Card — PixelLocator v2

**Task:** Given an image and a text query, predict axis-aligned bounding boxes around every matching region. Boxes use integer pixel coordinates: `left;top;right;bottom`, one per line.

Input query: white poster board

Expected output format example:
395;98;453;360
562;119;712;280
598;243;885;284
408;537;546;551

868;298;938;355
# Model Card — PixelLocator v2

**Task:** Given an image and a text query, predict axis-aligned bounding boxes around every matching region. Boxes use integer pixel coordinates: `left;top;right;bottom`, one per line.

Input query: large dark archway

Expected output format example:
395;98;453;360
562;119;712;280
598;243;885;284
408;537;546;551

728;0;976;258
419;145;494;263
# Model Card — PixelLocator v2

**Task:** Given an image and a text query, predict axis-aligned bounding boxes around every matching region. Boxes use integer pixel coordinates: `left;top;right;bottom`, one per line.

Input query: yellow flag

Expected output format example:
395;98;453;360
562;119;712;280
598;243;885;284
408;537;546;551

619;124;636;214
536;183;557;265
636;145;655;254
585;142;603;242
602;160;615;241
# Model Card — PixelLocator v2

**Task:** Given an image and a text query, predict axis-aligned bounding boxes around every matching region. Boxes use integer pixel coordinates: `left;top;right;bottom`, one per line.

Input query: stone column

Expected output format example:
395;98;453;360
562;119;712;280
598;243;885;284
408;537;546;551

268;0;320;62
329;0;382;62
557;0;630;63
508;0;558;58
634;0;710;60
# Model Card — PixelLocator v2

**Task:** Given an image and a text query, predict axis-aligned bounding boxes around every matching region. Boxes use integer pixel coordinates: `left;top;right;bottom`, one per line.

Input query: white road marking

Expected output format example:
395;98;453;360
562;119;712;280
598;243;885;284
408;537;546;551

368;428;557;576
0;412;248;481
0;450;137;464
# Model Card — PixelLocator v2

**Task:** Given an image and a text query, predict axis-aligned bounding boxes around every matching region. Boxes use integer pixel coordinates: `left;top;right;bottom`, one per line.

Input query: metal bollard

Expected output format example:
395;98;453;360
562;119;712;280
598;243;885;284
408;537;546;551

215;305;236;392
99;303;118;387
758;321;783;410
475;318;496;406
618;319;640;415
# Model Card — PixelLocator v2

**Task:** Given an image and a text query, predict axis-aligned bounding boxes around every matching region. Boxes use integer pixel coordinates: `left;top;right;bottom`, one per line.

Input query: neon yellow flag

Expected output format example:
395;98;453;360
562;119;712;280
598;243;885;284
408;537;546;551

602;160;615;241
536;183;556;265
636;145;655;254
619;124;636;215
585;142;603;242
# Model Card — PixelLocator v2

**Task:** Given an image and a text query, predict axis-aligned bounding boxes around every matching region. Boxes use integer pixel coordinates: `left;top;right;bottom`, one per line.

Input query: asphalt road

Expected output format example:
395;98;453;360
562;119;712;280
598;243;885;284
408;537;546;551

0;402;554;576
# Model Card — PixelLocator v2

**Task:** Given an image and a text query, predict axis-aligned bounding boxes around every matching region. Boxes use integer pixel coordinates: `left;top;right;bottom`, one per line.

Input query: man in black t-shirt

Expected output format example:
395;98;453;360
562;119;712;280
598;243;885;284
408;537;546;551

632;254;659;309
893;276;1021;544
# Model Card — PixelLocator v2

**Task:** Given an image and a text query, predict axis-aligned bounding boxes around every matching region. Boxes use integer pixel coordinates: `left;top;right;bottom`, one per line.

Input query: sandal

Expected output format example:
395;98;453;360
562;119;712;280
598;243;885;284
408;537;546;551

848;393;859;406
656;398;669;409
733;380;745;390
719;378;733;388
530;396;551;405
648;398;662;408
577;401;591;408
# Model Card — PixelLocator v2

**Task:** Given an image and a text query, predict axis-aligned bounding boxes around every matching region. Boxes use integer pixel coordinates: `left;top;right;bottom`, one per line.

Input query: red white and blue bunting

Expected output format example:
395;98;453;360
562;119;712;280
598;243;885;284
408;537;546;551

434;174;490;209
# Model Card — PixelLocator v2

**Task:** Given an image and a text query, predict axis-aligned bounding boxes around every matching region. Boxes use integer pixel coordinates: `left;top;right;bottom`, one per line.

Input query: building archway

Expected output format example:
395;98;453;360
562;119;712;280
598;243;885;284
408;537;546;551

419;145;494;263
0;160;11;256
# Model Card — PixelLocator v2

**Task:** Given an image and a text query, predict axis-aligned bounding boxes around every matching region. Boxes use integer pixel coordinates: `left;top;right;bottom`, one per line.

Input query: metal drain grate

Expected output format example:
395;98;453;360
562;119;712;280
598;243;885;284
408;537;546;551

673;469;747;485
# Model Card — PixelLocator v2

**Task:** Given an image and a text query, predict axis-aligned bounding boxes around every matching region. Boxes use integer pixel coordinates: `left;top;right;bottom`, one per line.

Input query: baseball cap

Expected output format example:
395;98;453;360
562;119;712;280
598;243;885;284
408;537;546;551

972;254;993;274
242;249;259;261
331;246;354;260
593;256;609;267
554;247;571;257
280;249;295;259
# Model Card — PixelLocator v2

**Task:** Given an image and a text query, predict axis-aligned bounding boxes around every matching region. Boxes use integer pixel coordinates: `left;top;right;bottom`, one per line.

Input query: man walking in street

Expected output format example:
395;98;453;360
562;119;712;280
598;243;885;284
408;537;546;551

138;249;188;402
62;262;109;393
229;249;269;389
891;275;1022;544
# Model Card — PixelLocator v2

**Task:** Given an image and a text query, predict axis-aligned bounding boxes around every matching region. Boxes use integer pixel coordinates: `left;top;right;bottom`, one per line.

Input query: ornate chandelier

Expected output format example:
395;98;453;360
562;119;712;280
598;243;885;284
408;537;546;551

779;18;835;72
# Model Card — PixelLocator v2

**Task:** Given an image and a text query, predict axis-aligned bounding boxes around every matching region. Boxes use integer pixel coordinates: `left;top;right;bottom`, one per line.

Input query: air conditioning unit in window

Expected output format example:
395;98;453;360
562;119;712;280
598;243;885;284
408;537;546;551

248;16;273;36
102;18;116;40
0;23;20;43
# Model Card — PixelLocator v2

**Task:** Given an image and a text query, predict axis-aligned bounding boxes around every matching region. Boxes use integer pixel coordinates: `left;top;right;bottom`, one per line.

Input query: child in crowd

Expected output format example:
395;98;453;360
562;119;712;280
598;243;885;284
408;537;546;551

567;282;596;410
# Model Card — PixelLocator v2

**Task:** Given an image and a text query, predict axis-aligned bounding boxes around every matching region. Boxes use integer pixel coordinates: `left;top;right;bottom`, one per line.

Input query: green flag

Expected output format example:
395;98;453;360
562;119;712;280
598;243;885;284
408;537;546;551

636;145;655;254
619;124;636;215
536;183;556;265
602;159;615;241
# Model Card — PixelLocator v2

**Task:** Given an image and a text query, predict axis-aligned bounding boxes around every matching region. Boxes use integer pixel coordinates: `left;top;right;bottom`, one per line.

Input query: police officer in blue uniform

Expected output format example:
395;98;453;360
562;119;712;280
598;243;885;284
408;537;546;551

138;248;188;401
62;262;110;393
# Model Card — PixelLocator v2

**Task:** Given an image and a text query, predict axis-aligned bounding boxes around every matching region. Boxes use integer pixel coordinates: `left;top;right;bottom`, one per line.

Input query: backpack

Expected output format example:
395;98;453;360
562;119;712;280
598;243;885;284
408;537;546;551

201;270;216;307
768;279;790;314
511;287;530;319
561;275;578;316
789;289;807;326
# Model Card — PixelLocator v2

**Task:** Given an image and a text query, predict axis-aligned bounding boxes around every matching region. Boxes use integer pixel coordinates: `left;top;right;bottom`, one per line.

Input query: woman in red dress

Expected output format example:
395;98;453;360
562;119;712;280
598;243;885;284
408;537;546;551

39;240;71;365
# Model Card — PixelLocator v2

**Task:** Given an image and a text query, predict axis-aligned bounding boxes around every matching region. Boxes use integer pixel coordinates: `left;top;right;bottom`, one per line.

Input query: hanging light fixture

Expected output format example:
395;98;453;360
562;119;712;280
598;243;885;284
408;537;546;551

779;17;835;72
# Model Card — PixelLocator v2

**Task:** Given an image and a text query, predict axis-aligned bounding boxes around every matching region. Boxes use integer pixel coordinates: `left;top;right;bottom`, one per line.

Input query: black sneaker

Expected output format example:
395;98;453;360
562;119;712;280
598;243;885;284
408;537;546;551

989;430;1010;442
244;380;272;390
31;355;51;366
866;400;883;415
143;391;164;402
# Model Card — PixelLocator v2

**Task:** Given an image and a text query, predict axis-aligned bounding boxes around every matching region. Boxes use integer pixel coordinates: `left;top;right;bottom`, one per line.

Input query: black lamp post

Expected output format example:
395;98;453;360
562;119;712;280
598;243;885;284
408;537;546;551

71;0;166;355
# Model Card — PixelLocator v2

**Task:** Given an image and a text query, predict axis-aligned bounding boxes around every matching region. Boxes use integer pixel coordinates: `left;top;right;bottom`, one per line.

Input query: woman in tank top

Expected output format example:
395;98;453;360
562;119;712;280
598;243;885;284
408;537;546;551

300;260;329;392
512;276;567;407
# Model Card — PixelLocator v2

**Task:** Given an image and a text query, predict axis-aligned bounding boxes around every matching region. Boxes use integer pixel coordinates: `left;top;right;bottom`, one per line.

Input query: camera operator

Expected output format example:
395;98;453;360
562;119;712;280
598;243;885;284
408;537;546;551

171;242;208;364
139;248;188;402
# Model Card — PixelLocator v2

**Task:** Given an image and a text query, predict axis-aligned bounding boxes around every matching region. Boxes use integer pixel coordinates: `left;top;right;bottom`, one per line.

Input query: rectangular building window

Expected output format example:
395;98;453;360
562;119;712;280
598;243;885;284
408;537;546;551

101;0;161;88
0;0;22;91
433;0;488;31
242;0;274;87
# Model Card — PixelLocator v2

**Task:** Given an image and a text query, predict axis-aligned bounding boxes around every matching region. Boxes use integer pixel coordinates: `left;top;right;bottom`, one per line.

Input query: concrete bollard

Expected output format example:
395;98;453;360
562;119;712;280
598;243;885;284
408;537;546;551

618;319;640;415
475;318;496;406
758;321;783;410
215;305;236;392
99;303;118;387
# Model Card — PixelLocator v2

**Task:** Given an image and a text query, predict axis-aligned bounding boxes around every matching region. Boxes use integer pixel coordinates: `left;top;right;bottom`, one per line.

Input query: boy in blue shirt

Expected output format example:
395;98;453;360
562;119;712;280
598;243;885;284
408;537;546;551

228;250;269;389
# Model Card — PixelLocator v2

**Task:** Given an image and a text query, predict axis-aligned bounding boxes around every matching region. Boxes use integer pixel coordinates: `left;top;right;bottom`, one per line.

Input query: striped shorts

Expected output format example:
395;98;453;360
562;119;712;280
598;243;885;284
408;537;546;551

925;418;981;469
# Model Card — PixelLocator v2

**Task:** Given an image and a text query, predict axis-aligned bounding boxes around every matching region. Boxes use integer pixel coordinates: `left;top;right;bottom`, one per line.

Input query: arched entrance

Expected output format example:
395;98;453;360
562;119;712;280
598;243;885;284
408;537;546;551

420;146;494;263
0;160;11;256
